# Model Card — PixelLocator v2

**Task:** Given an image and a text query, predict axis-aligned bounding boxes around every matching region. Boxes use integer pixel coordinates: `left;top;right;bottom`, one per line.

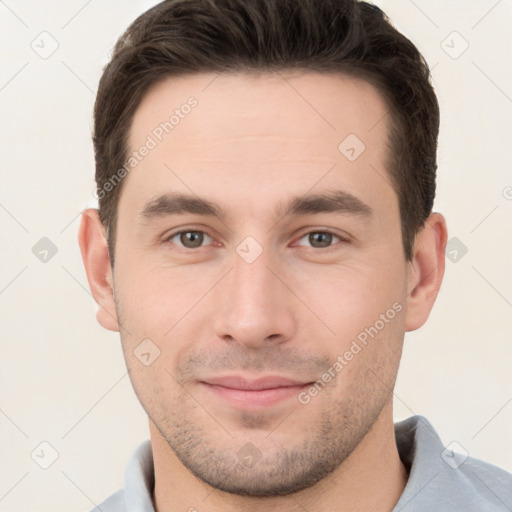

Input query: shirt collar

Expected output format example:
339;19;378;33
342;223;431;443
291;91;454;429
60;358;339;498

124;437;155;510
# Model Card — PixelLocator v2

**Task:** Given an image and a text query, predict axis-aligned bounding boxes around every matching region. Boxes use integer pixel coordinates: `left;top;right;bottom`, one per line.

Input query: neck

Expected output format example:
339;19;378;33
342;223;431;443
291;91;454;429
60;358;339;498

150;401;409;512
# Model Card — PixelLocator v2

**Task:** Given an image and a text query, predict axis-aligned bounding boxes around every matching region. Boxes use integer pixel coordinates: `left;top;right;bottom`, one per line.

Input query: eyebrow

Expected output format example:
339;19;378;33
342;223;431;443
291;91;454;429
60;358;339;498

137;190;373;224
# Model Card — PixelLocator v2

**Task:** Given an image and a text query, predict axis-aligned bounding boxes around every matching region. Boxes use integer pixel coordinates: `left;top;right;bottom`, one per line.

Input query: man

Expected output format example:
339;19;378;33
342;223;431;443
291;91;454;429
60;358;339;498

78;0;512;510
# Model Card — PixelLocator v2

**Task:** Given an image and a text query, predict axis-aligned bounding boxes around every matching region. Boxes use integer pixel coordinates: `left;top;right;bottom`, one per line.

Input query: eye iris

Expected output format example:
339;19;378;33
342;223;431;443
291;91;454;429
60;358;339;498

181;231;204;248
310;232;332;248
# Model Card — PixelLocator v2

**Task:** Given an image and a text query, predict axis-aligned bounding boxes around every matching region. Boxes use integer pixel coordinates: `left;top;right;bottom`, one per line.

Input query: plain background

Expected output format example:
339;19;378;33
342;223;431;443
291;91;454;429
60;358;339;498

0;0;511;510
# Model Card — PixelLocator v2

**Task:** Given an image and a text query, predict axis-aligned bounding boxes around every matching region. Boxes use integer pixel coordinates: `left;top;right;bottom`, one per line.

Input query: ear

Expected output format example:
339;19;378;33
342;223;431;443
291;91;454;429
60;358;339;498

405;212;448;332
78;208;120;332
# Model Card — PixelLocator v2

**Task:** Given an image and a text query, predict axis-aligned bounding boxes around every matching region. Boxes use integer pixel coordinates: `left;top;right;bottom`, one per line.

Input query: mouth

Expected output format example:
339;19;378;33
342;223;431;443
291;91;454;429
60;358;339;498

198;375;314;410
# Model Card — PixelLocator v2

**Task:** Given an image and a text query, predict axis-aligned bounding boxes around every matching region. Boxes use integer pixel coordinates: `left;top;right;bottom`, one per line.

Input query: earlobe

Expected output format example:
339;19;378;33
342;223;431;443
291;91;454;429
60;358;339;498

404;213;448;332
78;208;120;332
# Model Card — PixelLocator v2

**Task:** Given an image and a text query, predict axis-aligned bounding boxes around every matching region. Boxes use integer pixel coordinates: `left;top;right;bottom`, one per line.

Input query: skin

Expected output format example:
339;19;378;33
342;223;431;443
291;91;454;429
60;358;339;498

79;70;447;512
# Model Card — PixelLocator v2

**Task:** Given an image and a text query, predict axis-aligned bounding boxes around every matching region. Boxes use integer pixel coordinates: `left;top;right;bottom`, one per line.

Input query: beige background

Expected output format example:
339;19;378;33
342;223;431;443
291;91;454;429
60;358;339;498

1;0;511;510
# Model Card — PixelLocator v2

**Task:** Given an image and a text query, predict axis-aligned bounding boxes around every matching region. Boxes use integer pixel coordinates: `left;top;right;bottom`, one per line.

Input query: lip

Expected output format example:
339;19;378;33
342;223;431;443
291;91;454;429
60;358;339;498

199;375;313;410
202;375;309;390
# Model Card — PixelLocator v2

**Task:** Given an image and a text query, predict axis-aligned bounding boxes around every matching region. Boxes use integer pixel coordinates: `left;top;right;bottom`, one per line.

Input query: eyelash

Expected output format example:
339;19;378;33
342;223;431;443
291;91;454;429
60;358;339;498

162;228;347;252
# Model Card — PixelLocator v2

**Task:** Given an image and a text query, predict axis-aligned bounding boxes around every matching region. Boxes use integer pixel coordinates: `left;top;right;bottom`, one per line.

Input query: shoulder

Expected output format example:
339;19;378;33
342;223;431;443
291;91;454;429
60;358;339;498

427;454;512;511
455;453;512;503
394;415;512;511
87;488;124;512
85;439;155;512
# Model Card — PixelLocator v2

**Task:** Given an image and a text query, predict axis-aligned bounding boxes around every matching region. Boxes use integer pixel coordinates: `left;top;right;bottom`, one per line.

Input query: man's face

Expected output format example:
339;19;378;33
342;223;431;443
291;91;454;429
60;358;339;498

112;71;409;495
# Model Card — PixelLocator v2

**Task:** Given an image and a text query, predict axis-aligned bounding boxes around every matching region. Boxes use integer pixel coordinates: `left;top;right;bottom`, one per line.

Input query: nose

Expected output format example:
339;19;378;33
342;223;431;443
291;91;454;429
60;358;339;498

212;244;298;349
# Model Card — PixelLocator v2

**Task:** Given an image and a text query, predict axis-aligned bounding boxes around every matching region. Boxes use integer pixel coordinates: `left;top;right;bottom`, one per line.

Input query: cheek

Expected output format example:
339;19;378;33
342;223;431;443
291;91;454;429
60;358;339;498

117;263;210;337
294;262;404;342
122;353;180;423
115;266;213;389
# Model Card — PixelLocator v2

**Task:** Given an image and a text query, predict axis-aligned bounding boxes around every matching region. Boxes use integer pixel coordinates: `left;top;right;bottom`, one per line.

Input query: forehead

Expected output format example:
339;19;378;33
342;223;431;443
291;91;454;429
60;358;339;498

121;70;396;222
128;70;390;151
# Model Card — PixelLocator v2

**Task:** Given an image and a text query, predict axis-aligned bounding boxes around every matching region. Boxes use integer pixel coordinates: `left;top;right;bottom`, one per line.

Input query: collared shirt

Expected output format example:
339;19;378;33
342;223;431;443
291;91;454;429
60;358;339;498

89;415;512;511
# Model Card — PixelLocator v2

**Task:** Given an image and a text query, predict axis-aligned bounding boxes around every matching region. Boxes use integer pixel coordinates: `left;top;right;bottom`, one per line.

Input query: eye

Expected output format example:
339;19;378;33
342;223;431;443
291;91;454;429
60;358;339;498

295;230;344;250
163;228;346;251
164;230;214;249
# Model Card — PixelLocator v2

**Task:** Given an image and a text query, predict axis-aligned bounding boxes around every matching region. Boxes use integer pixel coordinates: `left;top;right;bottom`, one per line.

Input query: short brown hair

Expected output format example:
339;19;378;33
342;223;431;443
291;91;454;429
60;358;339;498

93;0;439;267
